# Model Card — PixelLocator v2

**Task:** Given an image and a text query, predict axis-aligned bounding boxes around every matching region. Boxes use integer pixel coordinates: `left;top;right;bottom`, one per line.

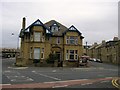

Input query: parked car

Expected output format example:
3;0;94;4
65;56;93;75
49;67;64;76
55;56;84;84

79;56;89;66
96;59;103;63
93;58;97;62
89;58;96;62
89;58;93;61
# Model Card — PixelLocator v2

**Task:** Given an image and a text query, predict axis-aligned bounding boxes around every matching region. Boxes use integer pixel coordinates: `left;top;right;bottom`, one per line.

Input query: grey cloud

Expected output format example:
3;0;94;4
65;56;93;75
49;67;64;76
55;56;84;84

1;0;118;48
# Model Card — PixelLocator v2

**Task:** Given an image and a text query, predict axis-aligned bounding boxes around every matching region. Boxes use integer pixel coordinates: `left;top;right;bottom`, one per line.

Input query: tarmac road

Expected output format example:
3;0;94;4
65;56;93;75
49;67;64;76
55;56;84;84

1;58;120;89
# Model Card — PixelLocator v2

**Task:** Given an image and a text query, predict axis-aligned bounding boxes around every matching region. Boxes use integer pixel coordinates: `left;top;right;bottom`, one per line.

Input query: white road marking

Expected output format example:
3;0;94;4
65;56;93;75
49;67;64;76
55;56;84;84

27;78;34;81
73;68;96;70
52;70;56;72
15;76;18;77
10;77;34;82
0;84;11;85
33;72;61;81
38;73;61;81
11;79;15;81
52;85;68;88
81;83;93;86
100;80;109;83
105;77;113;79
5;73;34;82
32;71;36;72
6;76;10;79
4;71;11;73
8;67;28;69
44;79;88;83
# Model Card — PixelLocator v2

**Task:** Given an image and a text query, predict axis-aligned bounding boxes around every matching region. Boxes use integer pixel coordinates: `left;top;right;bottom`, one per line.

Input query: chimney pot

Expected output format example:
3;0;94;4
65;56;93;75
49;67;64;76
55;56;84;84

22;17;26;29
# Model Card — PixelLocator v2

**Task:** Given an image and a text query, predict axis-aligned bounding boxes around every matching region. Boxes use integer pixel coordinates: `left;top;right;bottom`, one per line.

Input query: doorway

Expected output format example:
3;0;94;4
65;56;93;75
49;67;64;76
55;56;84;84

56;52;62;67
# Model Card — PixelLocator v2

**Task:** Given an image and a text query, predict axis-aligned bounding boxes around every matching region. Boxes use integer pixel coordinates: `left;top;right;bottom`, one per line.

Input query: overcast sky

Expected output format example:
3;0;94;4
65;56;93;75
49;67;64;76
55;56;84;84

1;0;119;48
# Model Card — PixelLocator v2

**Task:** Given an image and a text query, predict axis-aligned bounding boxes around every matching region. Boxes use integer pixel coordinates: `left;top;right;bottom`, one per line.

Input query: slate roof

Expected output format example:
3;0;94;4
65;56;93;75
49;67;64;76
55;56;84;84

63;25;82;35
105;41;118;47
19;19;52;37
44;20;68;36
19;19;83;38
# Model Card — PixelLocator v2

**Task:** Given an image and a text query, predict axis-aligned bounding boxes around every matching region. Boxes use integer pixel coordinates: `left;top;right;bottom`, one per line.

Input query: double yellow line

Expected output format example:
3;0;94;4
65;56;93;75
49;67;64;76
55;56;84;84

112;78;120;89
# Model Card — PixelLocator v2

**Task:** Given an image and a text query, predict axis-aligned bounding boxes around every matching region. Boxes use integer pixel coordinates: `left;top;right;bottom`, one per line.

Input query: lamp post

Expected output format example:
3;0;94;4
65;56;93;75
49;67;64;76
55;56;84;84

86;41;88;55
11;33;19;53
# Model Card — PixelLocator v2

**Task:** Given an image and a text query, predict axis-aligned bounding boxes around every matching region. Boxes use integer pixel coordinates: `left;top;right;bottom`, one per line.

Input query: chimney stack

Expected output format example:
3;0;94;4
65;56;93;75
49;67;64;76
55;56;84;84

22;17;26;29
113;37;118;41
102;40;106;44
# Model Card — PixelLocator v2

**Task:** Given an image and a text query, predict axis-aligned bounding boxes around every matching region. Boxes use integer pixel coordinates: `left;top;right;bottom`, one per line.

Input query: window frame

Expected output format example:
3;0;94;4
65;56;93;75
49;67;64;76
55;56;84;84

66;50;78;60
57;37;60;44
66;36;78;45
66;50;69;60
41;48;44;59
34;32;41;42
51;26;58;32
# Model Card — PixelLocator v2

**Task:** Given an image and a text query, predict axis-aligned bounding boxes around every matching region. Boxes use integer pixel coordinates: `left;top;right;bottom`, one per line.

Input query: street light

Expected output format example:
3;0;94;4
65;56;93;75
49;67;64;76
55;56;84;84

11;33;19;51
86;41;88;55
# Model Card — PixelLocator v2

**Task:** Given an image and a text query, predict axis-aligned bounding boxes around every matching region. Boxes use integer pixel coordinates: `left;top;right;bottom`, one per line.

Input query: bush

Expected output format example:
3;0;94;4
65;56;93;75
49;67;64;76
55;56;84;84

46;53;58;64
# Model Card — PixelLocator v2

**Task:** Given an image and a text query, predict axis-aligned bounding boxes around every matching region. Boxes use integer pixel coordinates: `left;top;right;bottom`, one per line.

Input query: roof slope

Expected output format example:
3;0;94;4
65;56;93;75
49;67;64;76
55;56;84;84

44;20;68;36
63;25;82;35
19;19;51;37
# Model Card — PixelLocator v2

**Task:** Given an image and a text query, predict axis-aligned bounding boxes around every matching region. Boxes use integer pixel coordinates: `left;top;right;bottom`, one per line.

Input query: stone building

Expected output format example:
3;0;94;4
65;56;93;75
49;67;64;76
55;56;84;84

16;17;84;67
87;37;120;64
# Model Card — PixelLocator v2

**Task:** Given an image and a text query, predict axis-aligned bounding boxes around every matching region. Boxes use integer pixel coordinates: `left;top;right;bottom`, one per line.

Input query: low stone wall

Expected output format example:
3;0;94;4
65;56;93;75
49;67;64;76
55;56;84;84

15;57;24;66
64;61;78;67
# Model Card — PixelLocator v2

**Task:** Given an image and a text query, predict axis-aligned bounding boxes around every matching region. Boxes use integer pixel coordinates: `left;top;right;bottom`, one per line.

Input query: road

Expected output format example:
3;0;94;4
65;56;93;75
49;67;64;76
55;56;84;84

1;58;120;89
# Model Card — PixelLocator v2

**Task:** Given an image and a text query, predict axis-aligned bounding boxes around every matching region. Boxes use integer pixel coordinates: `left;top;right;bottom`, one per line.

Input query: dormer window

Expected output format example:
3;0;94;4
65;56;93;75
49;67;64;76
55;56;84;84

51;26;58;32
50;22;59;32
34;21;41;25
69;25;77;31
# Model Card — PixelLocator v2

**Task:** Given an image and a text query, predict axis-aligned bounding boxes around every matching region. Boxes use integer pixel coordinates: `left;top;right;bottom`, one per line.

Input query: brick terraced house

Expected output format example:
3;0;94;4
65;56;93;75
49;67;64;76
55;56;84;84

16;17;84;67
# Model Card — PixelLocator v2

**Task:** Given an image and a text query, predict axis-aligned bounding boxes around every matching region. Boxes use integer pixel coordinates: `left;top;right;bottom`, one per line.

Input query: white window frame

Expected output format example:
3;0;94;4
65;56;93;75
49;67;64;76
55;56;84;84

34;32;41;42
66;50;78;60
51;26;58;32
75;50;78;60
34;48;40;59
66;50;69;60
66;36;78;45
66;36;69;44
75;37;78;45
69;36;75;44
41;48;44;59
69;50;74;60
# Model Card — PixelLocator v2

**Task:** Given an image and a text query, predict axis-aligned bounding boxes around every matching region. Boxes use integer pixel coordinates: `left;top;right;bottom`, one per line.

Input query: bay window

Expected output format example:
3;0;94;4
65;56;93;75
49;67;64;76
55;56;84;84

66;50;78;60
70;50;74;59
